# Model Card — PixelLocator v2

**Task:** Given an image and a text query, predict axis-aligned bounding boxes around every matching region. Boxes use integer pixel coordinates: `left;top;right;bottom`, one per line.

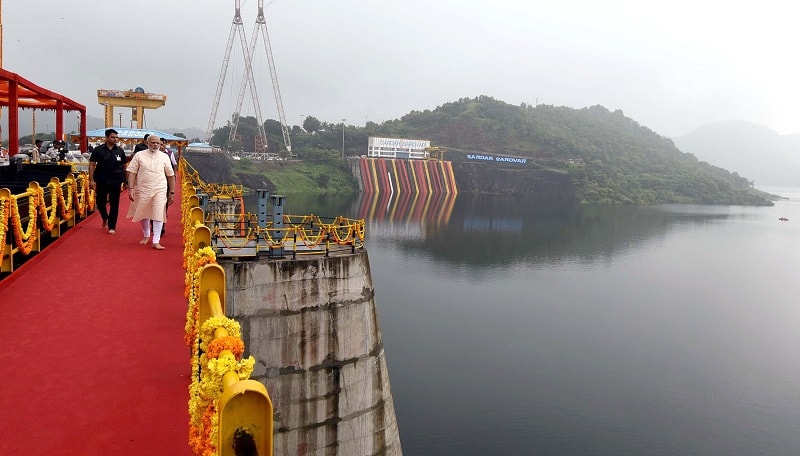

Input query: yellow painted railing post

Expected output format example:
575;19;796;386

198;264;226;328
218;379;273;456
195;264;273;456
193;225;212;253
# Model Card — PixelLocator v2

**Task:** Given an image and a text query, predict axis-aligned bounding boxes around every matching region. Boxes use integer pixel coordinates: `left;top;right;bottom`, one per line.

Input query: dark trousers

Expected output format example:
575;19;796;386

95;182;122;230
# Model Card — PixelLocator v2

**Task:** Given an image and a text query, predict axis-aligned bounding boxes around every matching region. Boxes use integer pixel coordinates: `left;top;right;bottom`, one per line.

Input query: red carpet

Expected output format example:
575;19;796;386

0;189;192;455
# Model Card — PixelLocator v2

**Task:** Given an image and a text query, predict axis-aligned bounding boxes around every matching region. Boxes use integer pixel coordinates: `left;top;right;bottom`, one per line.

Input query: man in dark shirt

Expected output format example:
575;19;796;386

89;129;127;234
132;133;150;156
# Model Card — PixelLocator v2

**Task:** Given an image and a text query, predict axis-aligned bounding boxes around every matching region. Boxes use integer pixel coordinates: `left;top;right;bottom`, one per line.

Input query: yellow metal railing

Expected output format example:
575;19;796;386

179;152;372;454
179;157;365;258
0;174;94;273
186;259;273;456
208;213;365;256
182;161;273;456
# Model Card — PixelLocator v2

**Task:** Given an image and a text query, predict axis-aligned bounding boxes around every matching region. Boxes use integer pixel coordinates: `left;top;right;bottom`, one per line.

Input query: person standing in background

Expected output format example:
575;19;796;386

132;133;150;156
88;129;127;234
31;139;43;163
158;141;178;235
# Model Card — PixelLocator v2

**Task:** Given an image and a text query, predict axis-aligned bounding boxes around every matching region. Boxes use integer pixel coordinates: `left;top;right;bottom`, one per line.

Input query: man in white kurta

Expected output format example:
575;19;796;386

126;135;176;250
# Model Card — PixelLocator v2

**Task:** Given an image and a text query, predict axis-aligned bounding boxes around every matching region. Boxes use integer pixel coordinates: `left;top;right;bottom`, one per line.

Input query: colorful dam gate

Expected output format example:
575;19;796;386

356;157;457;195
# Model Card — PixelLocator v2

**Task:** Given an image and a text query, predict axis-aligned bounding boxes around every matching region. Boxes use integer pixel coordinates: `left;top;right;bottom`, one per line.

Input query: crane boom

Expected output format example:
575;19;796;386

257;0;292;153
228;22;268;154
206;5;241;143
206;0;292;157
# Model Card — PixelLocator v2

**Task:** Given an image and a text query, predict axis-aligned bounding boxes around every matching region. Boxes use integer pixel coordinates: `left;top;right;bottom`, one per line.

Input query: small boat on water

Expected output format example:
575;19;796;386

778;217;789;221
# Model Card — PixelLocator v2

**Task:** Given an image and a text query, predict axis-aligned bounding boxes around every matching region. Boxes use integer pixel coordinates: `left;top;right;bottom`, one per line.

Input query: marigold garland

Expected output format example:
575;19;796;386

0;198;9;252
10;195;37;255
56;183;73;220
72;179;88;218
35;185;58;231
184;247;218;347
0;177;92;268
183;168;258;456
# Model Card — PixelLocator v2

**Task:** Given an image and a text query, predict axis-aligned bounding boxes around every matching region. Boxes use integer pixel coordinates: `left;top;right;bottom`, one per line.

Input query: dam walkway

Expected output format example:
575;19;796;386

0;186;192;455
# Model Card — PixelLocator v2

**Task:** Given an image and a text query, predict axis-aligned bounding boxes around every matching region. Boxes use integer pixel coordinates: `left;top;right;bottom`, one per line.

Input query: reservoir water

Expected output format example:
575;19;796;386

273;187;800;455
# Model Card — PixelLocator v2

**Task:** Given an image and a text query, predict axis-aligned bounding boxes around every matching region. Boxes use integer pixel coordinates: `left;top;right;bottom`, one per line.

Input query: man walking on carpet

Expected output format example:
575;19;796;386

89;129;127;234
126;135;176;250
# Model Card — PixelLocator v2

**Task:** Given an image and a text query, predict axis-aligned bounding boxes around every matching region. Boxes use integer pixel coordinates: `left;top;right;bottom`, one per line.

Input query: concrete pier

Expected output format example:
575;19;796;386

220;249;402;455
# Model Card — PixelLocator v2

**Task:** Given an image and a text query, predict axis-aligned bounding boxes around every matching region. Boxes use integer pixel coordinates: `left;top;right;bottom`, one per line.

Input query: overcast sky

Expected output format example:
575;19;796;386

3;0;798;138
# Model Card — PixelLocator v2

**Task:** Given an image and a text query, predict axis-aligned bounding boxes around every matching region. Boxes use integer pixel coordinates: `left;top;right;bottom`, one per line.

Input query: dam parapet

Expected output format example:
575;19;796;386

220;251;401;455
182;160;402;455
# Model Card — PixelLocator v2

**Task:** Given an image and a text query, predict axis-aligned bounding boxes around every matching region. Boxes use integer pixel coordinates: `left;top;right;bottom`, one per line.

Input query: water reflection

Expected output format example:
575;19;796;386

240;189;800;455
351;194;734;267
243;191;769;268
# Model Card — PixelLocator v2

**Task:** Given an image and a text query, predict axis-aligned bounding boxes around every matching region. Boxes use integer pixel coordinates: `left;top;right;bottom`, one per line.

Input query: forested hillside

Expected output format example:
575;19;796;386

372;96;771;205
210;96;773;205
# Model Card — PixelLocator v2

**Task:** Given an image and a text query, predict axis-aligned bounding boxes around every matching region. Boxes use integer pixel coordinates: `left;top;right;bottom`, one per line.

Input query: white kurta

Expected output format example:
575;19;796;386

126;150;175;222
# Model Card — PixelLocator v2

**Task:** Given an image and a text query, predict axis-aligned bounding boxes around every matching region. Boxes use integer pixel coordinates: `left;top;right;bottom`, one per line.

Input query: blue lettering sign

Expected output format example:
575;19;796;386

467;154;527;164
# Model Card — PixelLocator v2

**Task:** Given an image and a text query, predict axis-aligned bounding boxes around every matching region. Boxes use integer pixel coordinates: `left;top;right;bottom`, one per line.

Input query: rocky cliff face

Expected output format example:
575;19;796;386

452;162;577;200
184;152;275;190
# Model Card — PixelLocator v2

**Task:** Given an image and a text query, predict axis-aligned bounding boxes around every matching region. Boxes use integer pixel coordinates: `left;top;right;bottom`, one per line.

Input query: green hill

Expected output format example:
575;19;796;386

371;96;771;205
204;96;773;205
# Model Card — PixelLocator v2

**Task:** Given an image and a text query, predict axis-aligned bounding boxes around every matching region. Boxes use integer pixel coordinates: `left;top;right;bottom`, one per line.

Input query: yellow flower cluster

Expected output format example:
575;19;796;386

188;316;255;456
0;199;9;251
184;247;218;346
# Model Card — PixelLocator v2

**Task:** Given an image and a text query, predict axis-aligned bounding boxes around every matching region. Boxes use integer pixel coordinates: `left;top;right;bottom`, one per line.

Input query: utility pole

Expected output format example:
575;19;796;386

341;119;346;159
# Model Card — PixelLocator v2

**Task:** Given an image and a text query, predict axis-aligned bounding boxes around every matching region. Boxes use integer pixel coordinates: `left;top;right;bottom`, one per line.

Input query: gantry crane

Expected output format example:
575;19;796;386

98;88;166;128
206;0;292;159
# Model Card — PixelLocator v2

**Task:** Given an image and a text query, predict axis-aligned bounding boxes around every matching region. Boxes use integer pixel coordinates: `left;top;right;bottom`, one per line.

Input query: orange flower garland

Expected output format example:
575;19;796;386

72;179;87;218
0;198;9;253
184;247;218;347
0;177;93;266
35;185;58;232
9;195;37;255
57;181;74;219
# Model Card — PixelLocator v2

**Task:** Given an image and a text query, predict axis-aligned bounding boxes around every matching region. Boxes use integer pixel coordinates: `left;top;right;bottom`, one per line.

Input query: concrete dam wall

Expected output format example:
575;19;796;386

219;250;402;455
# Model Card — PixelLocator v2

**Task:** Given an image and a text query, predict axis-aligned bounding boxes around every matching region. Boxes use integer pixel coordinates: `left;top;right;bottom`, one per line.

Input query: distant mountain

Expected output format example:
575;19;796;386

673;121;800;187
162;127;206;142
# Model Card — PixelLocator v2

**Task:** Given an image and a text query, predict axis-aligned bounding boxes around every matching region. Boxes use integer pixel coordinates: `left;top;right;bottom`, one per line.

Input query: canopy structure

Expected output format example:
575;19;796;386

186;142;221;153
0;68;88;155
72;128;190;152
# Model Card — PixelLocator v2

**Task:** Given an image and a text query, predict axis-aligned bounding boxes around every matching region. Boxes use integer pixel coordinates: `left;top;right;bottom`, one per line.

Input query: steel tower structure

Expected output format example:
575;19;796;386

206;0;292;159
